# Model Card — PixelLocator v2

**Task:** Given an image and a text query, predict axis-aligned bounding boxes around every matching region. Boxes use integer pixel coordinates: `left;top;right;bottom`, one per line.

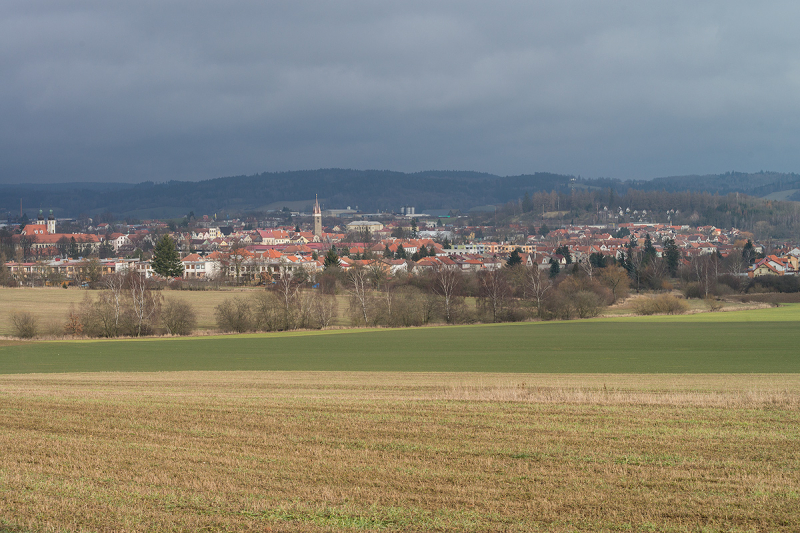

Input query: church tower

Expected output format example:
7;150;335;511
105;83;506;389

313;195;322;239
47;210;56;234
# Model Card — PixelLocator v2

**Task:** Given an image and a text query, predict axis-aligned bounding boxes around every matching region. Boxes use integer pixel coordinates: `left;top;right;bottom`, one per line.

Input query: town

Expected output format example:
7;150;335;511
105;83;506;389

0;196;795;287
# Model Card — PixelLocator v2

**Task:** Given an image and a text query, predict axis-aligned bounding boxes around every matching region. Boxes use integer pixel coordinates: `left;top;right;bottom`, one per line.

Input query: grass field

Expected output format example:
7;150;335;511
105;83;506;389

1;372;798;532
1;305;800;374
0;287;769;336
0;287;267;335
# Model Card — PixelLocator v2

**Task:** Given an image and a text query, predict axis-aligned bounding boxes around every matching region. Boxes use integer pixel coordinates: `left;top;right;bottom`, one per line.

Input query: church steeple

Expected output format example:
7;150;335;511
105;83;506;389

47;209;56;234
313;195;322;239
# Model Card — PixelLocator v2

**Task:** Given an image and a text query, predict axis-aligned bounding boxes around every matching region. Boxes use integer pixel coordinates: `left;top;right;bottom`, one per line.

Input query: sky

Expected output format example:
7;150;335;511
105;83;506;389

3;1;800;184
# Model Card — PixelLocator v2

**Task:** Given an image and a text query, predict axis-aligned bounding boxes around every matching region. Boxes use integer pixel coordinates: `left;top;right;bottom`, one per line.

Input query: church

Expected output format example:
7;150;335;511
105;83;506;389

17;210;101;255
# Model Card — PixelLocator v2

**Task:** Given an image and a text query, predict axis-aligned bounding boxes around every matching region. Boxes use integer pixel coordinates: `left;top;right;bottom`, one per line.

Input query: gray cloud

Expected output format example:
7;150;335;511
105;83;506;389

2;1;800;183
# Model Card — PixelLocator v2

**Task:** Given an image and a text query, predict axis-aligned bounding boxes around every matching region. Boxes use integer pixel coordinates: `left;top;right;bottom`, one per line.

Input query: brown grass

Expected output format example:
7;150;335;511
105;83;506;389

1;372;799;532
0;288;355;336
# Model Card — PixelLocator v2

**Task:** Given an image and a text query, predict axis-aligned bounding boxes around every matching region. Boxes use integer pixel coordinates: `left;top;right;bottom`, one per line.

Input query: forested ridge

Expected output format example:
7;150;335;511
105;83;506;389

3;169;800;230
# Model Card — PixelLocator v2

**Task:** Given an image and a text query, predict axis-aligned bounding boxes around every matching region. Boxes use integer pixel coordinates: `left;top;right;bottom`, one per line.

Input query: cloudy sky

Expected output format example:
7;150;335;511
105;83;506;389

3;1;800;184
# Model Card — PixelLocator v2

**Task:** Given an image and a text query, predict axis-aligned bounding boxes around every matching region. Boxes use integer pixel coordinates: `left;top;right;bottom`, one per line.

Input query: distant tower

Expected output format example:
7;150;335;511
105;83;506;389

47;210;56;234
37;209;44;224
313;195;322;239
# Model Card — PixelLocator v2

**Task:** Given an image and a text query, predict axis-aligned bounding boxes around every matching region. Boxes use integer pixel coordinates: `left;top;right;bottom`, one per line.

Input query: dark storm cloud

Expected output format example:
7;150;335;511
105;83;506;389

2;1;800;183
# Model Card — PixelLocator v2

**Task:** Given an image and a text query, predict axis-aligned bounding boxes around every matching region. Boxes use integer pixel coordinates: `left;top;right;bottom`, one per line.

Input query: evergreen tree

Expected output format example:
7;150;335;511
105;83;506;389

323;247;340;269
642;233;657;264
152;234;184;278
99;238;113;259
663;238;681;276
742;240;755;264
383;244;393;258
395;244;407;259
0;251;11;286
410;219;419;239
522;192;533;213
539;224;550;236
506;248;523;268
555;245;572;264
589;252;607;268
549;258;560;278
68;237;79;259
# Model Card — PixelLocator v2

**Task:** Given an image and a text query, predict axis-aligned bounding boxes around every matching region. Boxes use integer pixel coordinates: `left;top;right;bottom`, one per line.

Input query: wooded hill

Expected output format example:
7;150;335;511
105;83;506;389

3;169;800;227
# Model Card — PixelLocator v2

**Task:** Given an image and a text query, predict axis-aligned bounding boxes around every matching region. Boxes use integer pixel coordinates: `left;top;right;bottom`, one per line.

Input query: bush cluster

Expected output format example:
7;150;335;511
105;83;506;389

633;294;689;316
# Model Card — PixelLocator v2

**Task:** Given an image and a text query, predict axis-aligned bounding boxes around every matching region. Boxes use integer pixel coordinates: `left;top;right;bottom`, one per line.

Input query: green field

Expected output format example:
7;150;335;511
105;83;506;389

2;305;799;374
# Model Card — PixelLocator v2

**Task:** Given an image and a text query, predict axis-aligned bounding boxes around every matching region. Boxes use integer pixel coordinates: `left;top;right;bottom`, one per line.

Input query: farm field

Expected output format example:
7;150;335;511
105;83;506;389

0;287;267;335
0;286;770;336
2;304;800;374
1;372;798;532
2;303;799;531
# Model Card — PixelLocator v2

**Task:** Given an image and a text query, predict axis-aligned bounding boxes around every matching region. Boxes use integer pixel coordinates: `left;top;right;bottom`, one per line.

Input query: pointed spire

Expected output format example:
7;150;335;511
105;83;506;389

314;194;321;215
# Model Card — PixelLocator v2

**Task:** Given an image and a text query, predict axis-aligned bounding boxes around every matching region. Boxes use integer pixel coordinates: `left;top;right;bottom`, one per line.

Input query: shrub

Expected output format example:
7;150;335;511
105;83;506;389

572;290;604;318
63;304;84;336
543;291;575;320
251;291;284;331
215;297;252;333
705;297;724;312
682;282;704;299
745;275;800;294
10;311;38;339
161;299;197;336
633;294;689;316
717;274;743;292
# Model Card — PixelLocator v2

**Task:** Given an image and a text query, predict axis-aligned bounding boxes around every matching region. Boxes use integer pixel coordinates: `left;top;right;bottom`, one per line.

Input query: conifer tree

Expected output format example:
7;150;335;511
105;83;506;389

152;235;184;278
323;247;340;269
506;248;523;268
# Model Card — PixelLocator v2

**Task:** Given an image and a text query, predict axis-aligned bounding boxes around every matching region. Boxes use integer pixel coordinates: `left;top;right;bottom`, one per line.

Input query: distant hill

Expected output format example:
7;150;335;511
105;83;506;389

1;169;799;219
631;171;800;197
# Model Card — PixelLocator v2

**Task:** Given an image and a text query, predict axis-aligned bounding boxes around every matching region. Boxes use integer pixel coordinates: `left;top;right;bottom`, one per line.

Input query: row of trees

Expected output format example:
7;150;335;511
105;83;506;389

61;272;196;338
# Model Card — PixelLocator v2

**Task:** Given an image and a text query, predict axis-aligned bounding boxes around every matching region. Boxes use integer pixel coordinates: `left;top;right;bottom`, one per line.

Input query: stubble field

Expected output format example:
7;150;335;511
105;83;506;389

1;372;799;532
2;304;799;531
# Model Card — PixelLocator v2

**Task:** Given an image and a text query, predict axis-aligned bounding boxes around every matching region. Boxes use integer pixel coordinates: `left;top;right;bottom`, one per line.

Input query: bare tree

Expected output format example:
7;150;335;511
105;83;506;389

251;291;282;331
161;298;197;335
478;268;509;323
215;297;252;333
430;264;461;323
128;274;162;336
722;248;747;275
692;254;719;298
273;272;302;330
525;265;552;317
87;291;124;337
579;258;595;279
10;311;37;338
600;266;630;304
312;293;338;328
102;272;127;335
347;265;372;326
368;261;395;325
228;240;249;285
